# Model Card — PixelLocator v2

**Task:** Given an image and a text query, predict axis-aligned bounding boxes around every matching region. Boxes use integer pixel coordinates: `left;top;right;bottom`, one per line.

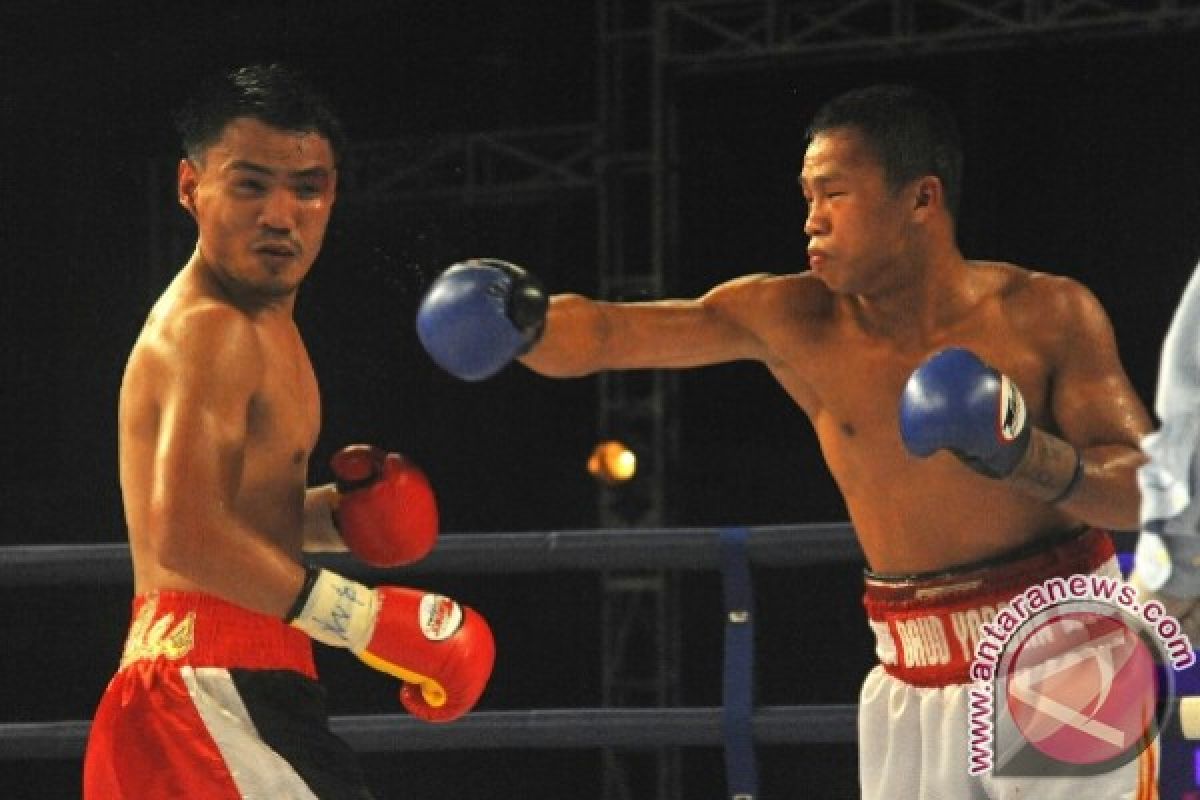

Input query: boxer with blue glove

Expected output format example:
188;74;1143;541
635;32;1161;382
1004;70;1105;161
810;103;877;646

417;85;1158;797
417;258;548;381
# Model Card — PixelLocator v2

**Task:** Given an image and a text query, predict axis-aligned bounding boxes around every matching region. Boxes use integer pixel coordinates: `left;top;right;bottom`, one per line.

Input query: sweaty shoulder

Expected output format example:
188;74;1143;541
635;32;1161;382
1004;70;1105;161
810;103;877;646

982;261;1112;360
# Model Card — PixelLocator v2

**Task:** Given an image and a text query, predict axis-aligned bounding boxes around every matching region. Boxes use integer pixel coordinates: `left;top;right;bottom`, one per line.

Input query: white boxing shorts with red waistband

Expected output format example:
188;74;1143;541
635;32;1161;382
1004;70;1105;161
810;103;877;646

857;528;1159;800
83;591;375;800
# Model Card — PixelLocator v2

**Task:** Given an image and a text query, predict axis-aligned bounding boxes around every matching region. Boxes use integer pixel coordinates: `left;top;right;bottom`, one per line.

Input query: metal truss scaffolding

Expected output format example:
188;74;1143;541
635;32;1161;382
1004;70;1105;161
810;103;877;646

144;125;602;286
657;0;1200;71
340;125;600;205
595;2;682;799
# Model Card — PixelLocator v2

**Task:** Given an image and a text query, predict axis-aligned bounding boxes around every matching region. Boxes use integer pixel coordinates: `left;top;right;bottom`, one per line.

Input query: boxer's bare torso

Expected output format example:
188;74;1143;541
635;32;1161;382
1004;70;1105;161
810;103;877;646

118;117;337;616
120;263;320;594
521;129;1150;573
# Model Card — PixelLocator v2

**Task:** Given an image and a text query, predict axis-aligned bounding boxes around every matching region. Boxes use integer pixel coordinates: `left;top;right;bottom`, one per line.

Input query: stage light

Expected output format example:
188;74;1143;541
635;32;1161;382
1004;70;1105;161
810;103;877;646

588;440;637;485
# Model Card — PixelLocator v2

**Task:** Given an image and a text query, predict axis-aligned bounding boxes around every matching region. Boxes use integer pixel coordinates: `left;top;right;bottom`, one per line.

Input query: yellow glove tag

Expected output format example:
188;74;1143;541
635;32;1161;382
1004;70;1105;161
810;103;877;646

357;651;448;708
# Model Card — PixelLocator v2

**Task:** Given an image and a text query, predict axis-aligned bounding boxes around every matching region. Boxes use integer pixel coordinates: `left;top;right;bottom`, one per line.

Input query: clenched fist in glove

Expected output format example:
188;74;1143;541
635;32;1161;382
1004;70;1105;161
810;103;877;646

287;568;494;722
416;258;547;382
331;445;438;567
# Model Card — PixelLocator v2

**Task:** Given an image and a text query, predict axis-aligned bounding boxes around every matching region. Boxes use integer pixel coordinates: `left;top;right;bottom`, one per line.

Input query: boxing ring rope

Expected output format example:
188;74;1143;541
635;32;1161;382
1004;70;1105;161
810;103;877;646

0;522;864;586
0;522;864;773
0;706;860;760
0;523;1156;791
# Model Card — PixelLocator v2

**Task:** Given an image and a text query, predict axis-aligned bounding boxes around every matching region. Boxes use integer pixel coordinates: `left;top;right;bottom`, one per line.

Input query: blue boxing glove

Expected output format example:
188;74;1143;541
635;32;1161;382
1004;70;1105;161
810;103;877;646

416;259;548;381
899;347;1031;479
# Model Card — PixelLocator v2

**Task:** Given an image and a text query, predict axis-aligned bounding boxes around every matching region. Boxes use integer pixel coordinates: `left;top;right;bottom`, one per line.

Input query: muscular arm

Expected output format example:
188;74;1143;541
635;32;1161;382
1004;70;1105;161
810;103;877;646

519;275;774;377
145;307;307;617
1040;277;1152;530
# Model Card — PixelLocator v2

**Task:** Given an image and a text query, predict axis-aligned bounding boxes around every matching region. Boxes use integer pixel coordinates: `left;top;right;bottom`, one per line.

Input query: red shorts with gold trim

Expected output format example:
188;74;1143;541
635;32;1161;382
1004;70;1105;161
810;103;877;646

83;591;373;800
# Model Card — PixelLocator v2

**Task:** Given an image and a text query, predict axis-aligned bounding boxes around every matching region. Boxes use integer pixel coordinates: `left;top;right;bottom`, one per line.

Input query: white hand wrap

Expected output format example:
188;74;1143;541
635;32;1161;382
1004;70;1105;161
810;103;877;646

287;569;379;651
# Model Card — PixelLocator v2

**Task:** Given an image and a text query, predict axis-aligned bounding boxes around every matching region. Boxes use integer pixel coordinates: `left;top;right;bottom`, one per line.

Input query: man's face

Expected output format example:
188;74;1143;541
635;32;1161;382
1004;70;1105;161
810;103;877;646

799;128;915;295
179;117;337;299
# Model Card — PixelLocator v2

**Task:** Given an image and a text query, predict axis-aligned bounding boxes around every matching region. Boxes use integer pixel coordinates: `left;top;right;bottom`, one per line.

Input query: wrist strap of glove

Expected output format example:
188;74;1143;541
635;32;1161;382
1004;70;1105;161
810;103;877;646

284;564;322;623
1049;448;1086;505
286;568;379;650
474;258;548;348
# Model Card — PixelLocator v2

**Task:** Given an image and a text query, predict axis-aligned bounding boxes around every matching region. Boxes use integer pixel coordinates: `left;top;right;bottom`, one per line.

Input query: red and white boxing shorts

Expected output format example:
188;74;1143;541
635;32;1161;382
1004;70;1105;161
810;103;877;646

83;591;374;799
858;528;1159;800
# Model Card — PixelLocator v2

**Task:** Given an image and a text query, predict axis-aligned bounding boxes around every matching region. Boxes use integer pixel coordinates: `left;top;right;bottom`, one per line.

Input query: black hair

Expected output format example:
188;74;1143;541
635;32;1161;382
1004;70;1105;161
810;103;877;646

807;85;963;218
174;63;346;166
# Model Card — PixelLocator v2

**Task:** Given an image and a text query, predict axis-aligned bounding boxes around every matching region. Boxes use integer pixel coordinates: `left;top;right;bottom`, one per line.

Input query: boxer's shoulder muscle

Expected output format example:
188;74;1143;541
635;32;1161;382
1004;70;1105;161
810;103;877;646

149;299;263;392
702;271;833;342
121;295;266;452
973;262;1109;362
986;262;1103;328
699;272;835;410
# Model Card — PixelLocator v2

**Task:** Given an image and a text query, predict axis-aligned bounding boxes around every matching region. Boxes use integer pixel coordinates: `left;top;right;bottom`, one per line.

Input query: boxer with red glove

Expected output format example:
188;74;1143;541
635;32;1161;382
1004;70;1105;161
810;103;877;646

329;444;438;567
899;347;1085;504
287;568;494;722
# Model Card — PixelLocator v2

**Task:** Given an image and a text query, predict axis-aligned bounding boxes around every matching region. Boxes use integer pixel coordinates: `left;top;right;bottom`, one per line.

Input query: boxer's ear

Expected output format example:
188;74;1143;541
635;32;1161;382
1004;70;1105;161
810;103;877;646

178;158;199;218
913;177;940;210
911;176;943;223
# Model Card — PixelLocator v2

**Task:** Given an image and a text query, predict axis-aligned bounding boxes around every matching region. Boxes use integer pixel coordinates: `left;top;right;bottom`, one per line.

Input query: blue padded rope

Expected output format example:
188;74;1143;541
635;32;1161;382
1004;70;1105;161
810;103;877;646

720;527;758;799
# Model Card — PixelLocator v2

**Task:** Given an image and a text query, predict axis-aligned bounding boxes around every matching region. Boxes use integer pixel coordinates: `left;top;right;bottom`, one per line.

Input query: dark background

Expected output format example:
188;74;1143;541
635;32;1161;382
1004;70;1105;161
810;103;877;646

3;2;1200;798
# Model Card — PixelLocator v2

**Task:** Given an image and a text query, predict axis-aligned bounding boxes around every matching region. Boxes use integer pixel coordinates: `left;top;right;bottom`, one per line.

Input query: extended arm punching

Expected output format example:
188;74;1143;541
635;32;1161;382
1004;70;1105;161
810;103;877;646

416;258;770;380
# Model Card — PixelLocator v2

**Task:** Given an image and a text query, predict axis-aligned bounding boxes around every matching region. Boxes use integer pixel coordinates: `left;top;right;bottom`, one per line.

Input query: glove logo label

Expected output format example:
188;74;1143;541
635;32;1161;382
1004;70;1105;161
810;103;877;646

997;376;1026;443
419;594;463;641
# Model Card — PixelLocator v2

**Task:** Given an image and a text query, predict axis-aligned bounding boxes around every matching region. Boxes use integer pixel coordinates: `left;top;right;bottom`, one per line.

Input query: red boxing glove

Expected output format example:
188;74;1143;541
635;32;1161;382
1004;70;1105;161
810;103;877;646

331;445;438;566
288;570;494;723
361;587;495;723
